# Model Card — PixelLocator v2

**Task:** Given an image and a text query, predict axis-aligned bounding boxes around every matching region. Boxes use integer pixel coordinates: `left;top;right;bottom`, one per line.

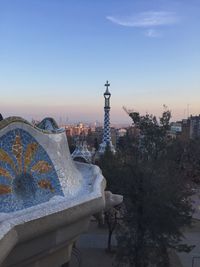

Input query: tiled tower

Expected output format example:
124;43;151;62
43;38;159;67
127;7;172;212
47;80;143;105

98;81;116;154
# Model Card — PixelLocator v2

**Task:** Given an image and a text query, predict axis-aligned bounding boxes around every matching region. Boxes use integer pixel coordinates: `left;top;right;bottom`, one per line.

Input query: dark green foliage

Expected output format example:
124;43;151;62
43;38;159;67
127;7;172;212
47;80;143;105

180;138;200;184
99;108;193;267
98;145;121;193
67;135;76;153
114;156;193;267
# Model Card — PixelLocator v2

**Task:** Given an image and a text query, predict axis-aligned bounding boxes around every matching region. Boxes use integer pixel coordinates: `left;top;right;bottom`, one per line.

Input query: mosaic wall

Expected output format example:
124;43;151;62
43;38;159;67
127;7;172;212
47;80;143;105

36;117;60;132
0;128;63;213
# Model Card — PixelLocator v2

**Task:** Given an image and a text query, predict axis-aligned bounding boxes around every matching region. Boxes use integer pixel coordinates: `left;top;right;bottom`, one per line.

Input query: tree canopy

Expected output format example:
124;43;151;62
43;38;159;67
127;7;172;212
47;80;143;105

99;108;194;267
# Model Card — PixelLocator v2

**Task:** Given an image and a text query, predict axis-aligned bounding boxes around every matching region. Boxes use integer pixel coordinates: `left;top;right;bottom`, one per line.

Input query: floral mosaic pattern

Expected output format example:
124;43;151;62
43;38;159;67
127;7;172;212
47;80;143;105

0;129;63;212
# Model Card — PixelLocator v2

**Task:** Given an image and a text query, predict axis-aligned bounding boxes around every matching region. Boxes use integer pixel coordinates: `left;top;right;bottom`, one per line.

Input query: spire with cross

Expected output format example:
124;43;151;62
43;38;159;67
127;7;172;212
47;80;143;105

98;81;116;154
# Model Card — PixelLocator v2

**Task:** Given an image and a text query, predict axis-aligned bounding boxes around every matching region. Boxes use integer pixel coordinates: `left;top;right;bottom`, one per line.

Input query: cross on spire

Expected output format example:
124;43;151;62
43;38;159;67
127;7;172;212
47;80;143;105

104;80;110;90
104;80;111;95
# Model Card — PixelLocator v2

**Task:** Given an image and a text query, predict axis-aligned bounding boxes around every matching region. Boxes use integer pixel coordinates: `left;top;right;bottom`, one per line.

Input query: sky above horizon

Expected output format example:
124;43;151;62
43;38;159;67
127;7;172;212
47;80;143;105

0;0;200;124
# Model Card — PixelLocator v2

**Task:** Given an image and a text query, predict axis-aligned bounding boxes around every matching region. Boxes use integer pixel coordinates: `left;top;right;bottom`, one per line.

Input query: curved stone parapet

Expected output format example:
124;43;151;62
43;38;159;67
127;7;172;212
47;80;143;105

0;116;122;267
36;117;63;132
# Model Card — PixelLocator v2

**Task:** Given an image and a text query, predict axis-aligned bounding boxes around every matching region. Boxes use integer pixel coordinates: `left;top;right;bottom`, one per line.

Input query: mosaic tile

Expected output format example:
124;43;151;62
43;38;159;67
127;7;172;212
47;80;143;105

0;128;64;212
0;184;11;194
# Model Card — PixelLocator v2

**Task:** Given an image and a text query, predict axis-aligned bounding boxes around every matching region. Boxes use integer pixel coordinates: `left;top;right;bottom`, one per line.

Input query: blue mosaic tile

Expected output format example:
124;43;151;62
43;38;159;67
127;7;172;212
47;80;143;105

0;128;64;213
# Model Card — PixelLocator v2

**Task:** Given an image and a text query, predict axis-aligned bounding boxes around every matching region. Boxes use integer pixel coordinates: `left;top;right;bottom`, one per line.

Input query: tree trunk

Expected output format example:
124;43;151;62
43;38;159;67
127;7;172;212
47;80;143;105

107;230;113;252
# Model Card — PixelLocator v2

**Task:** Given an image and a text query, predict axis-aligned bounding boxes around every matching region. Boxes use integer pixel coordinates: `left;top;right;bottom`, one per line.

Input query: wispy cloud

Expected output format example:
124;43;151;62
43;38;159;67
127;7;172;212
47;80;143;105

106;11;179;28
144;29;161;38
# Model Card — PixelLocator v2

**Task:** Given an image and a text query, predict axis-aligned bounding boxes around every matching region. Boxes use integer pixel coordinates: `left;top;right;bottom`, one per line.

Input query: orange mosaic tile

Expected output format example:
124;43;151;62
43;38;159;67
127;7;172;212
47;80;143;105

24;143;38;172
0;184;11;194
0;148;16;173
31;161;52;174
0;167;12;179
12;135;23;173
38;179;54;192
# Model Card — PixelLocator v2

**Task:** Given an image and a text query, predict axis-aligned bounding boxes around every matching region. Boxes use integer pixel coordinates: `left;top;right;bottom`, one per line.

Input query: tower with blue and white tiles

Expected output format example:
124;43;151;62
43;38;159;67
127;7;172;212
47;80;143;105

98;81;116;154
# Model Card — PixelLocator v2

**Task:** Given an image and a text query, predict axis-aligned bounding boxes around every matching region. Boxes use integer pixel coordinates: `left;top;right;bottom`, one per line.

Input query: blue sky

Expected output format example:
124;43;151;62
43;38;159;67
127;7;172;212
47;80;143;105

0;0;200;124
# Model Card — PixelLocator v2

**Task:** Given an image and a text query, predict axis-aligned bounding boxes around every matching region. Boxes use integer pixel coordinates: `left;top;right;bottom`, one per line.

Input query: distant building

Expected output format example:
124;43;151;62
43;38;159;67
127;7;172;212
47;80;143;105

189;115;200;139
94;126;103;142
117;128;127;138
170;122;182;133
180;119;190;141
64;123;90;138
174;115;200;141
167;122;182;139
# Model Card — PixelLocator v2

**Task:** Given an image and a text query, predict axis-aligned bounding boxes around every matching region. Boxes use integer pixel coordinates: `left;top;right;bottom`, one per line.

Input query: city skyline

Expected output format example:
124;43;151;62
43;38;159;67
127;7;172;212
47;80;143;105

0;0;200;123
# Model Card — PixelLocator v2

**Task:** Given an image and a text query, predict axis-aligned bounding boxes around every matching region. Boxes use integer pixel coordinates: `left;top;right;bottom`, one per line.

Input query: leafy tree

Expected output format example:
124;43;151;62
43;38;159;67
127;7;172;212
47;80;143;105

99;108;193;267
180;138;200;184
160;137;200;185
98;145;121;193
